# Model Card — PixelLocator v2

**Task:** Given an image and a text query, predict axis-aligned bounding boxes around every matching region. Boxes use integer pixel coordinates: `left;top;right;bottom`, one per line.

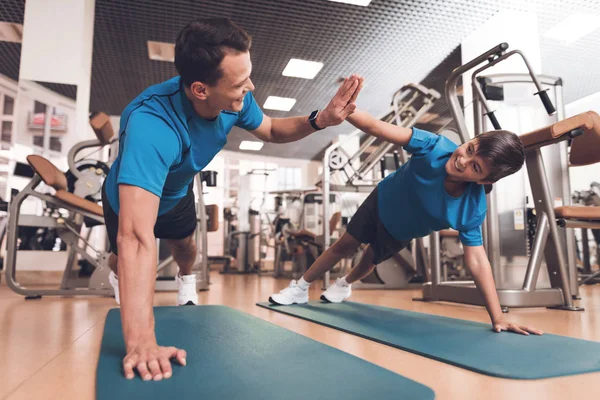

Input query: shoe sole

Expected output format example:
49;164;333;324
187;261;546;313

268;296;307;306
320;294;349;303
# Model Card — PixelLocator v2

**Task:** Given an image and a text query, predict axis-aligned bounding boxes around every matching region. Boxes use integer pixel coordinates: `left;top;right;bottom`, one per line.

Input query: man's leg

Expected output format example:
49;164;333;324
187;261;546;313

166;233;197;276
108;252;118;274
302;232;361;283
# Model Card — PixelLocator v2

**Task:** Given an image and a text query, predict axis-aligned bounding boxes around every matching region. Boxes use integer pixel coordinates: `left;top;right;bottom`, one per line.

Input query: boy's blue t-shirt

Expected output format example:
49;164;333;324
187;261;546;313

377;128;487;246
104;76;264;215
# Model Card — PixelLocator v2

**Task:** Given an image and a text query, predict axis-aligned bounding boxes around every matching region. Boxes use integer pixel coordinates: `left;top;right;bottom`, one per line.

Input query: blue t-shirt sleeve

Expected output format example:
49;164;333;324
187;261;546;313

235;91;264;131
459;225;483;246
117;111;180;197
404;128;440;156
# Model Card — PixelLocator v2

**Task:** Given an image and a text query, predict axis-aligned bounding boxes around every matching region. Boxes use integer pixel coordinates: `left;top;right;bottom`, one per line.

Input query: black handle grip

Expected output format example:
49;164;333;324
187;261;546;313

486;111;502;130
393;150;400;169
379;158;386;179
536;90;556;115
201;170;218;187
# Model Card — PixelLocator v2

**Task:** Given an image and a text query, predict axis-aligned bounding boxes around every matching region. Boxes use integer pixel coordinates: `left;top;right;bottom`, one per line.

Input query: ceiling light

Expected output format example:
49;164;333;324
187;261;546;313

282;59;324;79
239;141;264;151
0;22;23;43
264;96;296;111
326;0;372;6
147;41;175;62
544;14;600;45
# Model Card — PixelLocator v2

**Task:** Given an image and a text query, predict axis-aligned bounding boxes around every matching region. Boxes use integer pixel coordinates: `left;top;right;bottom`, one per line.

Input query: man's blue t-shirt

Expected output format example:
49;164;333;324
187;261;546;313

105;76;264;215
377;128;487;246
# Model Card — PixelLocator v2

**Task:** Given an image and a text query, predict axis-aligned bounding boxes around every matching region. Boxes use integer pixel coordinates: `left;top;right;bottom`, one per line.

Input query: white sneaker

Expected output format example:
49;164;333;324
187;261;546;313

269;280;308;305
108;270;120;305
177;273;198;306
320;278;351;303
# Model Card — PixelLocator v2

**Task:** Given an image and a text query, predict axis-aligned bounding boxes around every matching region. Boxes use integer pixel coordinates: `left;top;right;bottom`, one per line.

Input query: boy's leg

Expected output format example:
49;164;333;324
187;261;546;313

269;232;361;305
344;245;375;284
302;232;361;283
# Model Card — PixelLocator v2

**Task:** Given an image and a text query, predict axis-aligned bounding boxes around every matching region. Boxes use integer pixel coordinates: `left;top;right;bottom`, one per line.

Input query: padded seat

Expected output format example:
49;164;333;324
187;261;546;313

520;112;597;149
554;206;600;221
27;154;104;217
55;190;103;216
89;112;115;144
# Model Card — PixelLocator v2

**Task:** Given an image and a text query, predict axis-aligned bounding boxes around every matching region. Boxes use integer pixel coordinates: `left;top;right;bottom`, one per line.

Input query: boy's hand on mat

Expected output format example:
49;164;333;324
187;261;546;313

317;74;364;128
493;320;544;336
123;341;187;381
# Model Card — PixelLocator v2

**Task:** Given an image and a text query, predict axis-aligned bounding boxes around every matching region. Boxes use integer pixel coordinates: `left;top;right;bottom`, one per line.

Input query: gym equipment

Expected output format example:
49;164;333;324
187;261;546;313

321;84;440;289
4;154;113;298
4;155;212;297
257;301;600;380
221;170;274;274
572;182;600;285
65;112;116;202
421;42;600;311
97;306;435;400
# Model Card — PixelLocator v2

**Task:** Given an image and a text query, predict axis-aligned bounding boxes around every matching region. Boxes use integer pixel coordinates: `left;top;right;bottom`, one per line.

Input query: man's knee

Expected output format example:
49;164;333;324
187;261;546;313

168;235;197;257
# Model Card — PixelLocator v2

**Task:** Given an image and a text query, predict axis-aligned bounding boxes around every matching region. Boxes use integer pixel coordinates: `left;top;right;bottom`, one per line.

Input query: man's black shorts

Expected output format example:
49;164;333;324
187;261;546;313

345;187;411;264
101;183;197;255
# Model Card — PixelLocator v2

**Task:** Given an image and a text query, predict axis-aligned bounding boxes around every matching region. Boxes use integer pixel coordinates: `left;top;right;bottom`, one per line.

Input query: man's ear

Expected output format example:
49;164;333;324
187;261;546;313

190;82;208;100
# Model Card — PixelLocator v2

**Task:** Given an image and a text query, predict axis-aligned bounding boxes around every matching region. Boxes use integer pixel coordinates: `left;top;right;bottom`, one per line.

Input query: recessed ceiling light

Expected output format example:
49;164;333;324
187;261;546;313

264;96;296;112
545;14;600;45
282;59;324;79
0;22;23;43
147;40;175;62
239;140;264;151
326;0;372;6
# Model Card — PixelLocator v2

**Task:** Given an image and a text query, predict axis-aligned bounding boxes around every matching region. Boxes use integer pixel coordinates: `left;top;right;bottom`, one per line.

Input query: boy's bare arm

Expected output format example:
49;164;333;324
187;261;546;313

347;109;414;147
463;244;543;335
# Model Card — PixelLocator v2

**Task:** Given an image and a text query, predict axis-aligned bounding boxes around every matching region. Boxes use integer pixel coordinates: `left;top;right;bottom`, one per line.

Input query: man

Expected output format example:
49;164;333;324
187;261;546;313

101;17;362;381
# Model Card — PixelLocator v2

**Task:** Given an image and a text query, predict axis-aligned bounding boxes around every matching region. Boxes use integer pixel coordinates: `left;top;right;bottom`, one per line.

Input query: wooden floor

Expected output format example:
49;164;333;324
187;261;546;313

1;272;599;400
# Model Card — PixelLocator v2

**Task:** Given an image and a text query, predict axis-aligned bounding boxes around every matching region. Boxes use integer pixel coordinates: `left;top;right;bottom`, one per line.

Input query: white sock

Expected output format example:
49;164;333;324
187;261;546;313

297;277;310;290
339;276;350;286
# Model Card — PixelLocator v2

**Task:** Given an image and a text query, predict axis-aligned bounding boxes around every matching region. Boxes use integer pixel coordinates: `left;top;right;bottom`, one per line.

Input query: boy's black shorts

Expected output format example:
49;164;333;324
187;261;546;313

345;187;411;264
101;183;197;255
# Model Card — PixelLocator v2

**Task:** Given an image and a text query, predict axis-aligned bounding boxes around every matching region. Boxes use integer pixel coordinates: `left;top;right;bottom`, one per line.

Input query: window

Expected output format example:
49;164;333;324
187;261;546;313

278;167;302;190
2;95;14;115
34;101;47;114
33;136;62;152
1;121;12;143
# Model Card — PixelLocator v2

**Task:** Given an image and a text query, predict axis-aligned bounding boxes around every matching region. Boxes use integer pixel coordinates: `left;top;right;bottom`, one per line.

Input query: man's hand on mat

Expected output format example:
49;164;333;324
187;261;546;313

316;74;364;128
493;320;544;336
123;341;187;381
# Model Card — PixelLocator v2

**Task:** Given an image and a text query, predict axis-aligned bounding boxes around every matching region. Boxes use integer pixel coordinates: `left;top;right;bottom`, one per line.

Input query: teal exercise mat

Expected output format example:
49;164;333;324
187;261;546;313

257;301;600;380
97;305;435;400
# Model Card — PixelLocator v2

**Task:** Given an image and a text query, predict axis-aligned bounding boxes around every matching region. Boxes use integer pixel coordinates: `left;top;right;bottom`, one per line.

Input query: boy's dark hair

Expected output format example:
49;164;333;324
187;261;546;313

475;130;525;182
175;18;251;87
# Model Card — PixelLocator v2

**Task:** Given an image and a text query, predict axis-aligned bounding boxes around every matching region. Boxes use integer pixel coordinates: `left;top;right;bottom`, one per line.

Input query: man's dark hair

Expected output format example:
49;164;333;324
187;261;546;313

475;130;525;182
175;17;251;87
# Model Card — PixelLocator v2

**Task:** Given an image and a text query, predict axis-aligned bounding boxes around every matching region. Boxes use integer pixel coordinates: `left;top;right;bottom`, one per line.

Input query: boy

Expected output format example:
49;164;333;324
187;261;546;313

269;78;542;336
